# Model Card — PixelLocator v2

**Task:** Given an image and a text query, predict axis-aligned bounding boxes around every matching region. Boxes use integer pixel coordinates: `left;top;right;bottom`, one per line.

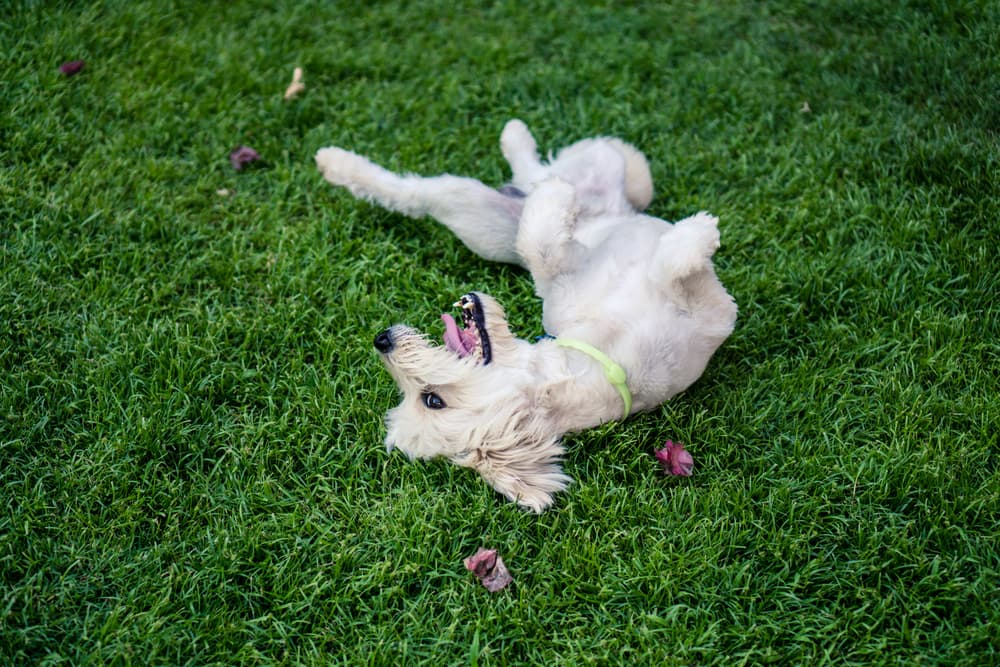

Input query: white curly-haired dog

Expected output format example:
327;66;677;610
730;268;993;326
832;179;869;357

316;120;737;512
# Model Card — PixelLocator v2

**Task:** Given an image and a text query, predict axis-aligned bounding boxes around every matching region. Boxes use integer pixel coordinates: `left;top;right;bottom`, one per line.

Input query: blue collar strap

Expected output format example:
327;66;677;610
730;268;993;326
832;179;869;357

555;337;632;419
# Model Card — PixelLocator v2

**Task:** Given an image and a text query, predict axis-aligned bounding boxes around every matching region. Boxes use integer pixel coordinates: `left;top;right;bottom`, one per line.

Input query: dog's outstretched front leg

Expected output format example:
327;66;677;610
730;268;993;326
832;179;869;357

515;178;584;288
315;147;524;265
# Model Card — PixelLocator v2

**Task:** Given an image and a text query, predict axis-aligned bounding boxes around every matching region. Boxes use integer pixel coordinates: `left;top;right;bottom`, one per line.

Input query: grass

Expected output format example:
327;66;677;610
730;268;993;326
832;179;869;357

2;0;998;664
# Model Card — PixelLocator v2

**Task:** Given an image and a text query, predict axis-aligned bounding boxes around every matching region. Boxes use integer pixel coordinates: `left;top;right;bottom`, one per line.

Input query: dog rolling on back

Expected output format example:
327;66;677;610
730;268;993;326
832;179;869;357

316;120;736;511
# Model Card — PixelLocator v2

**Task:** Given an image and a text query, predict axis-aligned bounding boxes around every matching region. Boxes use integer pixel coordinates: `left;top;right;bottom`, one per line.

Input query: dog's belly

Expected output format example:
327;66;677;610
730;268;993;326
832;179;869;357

541;257;663;338
540;216;670;333
572;213;664;250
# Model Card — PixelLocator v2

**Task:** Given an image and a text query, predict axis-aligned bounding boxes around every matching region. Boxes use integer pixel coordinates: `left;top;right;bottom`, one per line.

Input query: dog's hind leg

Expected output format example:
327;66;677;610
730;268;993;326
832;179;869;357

499;120;653;213
316;147;525;265
500;119;549;190
515;178;585;288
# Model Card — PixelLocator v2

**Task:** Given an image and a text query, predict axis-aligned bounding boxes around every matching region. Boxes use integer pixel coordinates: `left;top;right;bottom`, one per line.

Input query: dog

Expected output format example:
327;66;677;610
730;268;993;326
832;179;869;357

315;120;737;511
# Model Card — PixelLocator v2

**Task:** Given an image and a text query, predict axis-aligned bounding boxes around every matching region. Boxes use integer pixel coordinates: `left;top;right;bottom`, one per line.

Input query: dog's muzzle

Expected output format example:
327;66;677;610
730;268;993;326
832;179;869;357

374;329;394;353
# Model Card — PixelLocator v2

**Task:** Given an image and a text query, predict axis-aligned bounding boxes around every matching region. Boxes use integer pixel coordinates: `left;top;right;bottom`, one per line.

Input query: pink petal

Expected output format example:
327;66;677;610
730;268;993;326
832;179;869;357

59;60;85;76
464;548;513;592
229;145;261;171
655;440;694;477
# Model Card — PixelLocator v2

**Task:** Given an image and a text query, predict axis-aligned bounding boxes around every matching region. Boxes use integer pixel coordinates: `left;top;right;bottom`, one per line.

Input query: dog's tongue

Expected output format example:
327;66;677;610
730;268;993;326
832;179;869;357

441;313;476;357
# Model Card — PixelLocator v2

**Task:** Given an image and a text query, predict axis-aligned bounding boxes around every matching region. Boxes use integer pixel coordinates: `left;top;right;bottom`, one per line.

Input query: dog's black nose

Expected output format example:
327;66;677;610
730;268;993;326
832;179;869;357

374;329;395;353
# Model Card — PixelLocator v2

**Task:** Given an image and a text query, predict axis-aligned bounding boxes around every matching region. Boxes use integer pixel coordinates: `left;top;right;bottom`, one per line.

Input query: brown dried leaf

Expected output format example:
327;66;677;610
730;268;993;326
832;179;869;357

464;548;513;592
60;60;85;76
229;146;261;171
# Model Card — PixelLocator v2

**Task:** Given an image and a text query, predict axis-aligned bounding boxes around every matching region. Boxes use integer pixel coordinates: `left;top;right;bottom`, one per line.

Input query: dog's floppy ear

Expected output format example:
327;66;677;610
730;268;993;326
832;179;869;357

449;403;570;512
453;434;571;512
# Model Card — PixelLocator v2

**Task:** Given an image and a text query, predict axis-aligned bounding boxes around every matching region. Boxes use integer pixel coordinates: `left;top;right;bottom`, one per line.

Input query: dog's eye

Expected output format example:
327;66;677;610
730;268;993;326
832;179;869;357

421;392;446;410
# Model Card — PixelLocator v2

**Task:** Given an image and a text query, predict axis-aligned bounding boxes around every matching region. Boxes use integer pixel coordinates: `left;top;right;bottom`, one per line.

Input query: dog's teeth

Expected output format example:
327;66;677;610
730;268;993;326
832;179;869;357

461;301;476;310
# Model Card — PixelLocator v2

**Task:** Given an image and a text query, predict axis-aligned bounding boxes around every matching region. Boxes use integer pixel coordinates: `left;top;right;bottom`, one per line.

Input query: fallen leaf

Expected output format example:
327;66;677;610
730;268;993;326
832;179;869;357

464;548;513;592
60;60;85;76
654;440;694;477
284;66;305;100
229;145;261;171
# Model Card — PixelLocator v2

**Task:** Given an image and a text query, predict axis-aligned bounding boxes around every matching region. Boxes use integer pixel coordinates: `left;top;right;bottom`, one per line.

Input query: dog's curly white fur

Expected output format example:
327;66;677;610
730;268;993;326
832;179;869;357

316;120;737;512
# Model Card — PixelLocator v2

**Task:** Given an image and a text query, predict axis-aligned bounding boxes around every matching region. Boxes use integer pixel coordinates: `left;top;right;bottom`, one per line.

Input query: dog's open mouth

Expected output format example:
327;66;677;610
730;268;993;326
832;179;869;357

441;293;492;365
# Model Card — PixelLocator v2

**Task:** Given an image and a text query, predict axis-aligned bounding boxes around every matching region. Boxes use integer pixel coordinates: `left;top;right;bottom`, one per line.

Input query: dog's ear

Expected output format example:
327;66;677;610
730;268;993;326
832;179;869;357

451;426;571;512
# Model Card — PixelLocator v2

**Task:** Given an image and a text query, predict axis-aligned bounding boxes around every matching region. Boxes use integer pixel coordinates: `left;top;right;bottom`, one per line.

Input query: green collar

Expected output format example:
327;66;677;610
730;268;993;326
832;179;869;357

555;337;633;419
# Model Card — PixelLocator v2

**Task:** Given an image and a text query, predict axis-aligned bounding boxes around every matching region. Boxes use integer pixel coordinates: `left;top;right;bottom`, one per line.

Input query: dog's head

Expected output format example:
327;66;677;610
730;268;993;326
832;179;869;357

373;292;570;512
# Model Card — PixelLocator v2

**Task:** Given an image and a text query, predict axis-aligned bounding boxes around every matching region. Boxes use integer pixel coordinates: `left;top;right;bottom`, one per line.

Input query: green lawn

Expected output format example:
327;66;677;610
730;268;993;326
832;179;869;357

2;1;998;664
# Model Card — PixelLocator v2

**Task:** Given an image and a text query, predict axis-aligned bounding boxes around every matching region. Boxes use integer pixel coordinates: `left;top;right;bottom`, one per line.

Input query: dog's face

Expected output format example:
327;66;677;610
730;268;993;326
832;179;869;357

375;293;524;461
373;292;570;511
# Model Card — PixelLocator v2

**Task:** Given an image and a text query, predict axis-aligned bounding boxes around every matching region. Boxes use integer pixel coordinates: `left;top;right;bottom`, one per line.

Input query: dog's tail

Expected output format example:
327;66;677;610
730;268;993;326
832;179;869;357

606;138;654;212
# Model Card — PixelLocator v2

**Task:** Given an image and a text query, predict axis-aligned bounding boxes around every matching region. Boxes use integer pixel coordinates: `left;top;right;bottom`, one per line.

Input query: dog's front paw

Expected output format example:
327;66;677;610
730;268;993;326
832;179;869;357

514;486;558;513
655;211;721;280
494;473;568;513
490;463;572;514
675;211;721;253
315;146;374;189
523;177;578;229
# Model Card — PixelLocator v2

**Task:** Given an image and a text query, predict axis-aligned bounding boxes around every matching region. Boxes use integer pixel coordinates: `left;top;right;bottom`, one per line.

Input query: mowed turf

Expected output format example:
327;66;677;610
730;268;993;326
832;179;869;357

2;1;998;664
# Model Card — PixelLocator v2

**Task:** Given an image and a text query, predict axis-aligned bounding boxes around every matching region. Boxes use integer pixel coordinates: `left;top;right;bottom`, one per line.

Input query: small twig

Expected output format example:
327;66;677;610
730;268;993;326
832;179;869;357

284;67;305;100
